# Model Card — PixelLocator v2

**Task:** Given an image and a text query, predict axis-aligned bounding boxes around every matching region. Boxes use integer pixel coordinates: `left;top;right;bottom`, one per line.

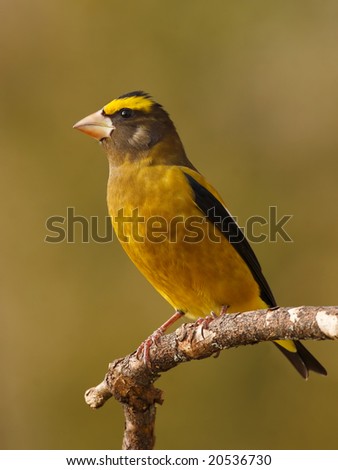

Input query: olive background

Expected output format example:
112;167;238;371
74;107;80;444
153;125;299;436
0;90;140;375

1;0;338;450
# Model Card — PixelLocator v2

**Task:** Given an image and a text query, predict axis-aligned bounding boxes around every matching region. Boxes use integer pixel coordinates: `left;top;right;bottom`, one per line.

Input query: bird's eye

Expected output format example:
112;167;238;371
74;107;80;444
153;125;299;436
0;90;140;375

120;108;133;118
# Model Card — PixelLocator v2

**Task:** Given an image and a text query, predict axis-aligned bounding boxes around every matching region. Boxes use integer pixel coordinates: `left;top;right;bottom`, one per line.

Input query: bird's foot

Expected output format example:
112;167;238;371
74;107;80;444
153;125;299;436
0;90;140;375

195;311;217;327
136;310;184;365
194;311;218;339
193;306;229;339
136;330;163;365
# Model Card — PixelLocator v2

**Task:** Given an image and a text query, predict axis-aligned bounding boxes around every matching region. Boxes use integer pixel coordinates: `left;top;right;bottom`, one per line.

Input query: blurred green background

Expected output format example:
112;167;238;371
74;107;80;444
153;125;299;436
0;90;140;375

1;0;338;450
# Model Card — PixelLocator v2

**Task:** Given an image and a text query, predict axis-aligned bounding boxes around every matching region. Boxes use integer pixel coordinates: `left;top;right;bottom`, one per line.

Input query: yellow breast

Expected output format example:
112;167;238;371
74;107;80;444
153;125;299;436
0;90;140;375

107;163;264;318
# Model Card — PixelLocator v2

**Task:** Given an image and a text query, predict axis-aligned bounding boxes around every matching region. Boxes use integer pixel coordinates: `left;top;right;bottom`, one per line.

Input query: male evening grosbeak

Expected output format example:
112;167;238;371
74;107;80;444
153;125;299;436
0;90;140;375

74;91;326;378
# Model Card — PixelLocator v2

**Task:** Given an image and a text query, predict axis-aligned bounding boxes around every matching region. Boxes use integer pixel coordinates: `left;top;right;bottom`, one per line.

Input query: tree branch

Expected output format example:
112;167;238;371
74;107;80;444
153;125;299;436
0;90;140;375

84;306;338;449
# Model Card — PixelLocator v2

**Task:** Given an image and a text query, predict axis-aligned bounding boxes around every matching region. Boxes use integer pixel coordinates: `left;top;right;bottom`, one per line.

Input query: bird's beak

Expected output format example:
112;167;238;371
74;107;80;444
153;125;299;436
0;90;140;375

73;110;115;141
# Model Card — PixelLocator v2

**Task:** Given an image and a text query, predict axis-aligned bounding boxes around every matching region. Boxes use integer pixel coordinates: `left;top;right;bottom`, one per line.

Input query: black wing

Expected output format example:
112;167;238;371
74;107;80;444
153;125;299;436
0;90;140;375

184;172;277;308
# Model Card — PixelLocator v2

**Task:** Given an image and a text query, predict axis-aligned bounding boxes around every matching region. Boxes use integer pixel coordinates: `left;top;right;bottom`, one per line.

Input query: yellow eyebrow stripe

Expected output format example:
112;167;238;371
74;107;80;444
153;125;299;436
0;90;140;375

103;95;154;115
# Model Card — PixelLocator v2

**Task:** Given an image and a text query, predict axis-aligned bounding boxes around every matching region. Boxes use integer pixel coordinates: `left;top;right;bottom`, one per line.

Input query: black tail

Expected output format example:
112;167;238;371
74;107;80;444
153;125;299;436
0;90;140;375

274;341;327;379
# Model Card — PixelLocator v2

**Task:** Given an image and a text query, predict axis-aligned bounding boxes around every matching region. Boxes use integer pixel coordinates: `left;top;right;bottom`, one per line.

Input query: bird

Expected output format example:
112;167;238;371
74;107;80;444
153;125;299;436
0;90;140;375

73;90;327;379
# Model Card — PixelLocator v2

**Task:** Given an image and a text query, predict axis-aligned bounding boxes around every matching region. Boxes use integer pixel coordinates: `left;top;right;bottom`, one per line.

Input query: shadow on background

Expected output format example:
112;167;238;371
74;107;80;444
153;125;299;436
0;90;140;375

1;0;337;449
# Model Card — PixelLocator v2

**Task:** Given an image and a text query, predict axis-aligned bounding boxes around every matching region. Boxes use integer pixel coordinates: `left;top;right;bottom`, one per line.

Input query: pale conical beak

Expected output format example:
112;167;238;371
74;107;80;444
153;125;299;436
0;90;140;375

73;109;115;141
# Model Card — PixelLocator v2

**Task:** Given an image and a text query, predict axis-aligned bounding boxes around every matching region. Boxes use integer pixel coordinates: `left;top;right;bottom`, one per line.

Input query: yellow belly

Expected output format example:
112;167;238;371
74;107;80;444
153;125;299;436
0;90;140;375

107;163;266;319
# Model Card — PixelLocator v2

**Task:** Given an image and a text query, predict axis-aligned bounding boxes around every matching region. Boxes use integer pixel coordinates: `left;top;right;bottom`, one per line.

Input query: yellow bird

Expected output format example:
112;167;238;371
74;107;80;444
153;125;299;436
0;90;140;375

74;91;326;378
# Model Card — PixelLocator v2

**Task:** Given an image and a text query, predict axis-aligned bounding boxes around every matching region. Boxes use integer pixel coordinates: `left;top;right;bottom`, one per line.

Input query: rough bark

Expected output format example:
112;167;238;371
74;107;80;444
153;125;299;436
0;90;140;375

84;306;338;449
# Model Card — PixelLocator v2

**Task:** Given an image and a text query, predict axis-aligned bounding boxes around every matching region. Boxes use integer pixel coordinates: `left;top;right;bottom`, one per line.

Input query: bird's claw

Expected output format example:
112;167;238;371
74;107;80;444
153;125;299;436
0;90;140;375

194;306;228;339
194;311;218;339
136;310;184;366
136;327;164;365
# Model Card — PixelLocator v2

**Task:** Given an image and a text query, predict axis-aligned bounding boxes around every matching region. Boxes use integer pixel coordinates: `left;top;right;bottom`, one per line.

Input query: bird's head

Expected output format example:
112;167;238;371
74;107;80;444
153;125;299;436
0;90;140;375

73;91;190;167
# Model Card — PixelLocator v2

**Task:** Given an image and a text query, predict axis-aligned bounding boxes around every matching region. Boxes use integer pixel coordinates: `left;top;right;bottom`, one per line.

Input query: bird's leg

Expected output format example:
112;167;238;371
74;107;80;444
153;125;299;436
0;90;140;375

220;305;229;315
136;310;184;364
